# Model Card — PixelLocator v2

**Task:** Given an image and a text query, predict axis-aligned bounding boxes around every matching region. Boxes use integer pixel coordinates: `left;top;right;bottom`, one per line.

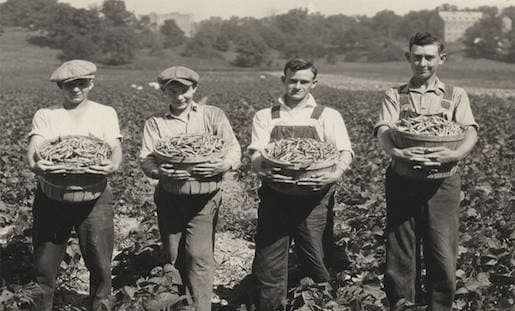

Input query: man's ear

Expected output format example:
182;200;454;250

439;52;447;65
88;81;95;90
311;79;318;89
281;75;286;83
404;51;411;62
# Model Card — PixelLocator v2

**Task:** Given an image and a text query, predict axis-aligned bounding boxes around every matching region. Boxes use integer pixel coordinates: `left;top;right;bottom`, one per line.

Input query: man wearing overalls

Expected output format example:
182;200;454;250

247;58;353;310
374;32;478;310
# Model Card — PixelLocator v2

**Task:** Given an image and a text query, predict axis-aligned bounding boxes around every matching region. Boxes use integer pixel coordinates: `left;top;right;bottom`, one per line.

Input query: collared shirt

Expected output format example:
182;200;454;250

247;94;353;167
139;101;241;169
28;100;122;144
374;76;478;134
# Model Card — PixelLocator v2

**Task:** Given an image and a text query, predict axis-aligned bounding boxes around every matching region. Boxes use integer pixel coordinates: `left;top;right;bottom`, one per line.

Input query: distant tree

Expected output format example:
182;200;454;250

463;14;507;60
397;10;444;41
101;0;137;26
0;0;60;28
97;26;137;65
160;19;185;47
60;35;99;61
232;32;269;67
436;3;459;11
370;10;402;38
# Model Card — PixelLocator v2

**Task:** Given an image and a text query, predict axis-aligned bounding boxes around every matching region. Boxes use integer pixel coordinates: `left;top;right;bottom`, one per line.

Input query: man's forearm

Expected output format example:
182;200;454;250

455;127;478;160
377;126;398;157
140;155;160;179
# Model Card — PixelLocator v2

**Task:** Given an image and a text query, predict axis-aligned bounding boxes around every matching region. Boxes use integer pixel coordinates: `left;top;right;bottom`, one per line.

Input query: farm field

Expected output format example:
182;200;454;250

0;29;514;310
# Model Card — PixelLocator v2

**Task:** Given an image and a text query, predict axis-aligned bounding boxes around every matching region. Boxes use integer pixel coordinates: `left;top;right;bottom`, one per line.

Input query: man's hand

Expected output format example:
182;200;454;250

390;146;439;167
192;158;231;178
297;167;343;191
32;160;67;175
422;146;461;164
87;160;116;175
159;163;191;180
265;167;296;184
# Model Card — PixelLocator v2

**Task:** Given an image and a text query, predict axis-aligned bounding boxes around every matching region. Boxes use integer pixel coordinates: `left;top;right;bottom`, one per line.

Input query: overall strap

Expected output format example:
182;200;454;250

441;84;454;120
310;105;325;120
443;85;454;101
398;84;410;109
271;105;281;119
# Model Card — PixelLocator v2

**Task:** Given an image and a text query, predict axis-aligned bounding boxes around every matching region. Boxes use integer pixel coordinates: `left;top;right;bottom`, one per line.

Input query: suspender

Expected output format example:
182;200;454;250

270;104;326;120
398;84;454;117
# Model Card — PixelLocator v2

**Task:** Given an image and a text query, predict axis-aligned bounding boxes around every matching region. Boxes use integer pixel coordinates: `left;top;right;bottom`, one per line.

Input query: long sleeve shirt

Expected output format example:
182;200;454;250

139;101;241;175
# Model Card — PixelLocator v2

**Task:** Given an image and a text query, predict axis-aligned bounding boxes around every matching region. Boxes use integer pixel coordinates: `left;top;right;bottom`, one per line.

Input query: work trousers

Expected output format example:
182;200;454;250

384;168;461;311
252;183;333;310
31;185;114;311
154;185;221;311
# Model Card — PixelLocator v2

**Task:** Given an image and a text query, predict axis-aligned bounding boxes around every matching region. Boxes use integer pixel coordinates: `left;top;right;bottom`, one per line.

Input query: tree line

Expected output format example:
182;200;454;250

0;0;514;66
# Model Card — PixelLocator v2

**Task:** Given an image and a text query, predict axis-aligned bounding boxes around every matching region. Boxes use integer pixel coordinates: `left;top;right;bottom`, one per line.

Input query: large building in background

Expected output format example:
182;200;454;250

147;12;195;37
438;11;483;42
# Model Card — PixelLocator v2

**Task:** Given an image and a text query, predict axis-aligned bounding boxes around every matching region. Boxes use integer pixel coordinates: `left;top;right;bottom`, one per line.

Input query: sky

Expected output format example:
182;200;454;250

59;0;515;21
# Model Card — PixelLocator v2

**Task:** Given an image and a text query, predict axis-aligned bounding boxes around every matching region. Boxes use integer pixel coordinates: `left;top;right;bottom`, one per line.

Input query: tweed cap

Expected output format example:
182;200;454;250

50;60;96;83
158;66;199;90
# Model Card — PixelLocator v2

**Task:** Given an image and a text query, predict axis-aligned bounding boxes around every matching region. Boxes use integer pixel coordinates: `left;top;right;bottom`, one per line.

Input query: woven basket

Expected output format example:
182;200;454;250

260;153;337;196
36;135;111;202
154;152;225;195
38;173;107;202
389;129;465;179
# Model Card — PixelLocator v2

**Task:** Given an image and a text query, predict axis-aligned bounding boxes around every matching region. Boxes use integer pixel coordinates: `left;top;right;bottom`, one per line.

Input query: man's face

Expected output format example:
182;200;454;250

406;44;446;82
61;79;93;105
282;68;317;102
163;81;196;113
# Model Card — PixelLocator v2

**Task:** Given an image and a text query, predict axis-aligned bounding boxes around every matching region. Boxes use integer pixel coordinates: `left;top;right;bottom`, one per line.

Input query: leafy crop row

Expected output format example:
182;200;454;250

0;73;513;310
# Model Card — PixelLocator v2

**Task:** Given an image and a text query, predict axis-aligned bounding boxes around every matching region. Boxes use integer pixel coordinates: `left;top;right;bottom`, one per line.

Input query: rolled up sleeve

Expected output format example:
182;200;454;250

322;108;354;169
374;88;400;136
247;109;271;154
28;109;49;139
453;87;478;130
213;109;241;170
139;118;159;159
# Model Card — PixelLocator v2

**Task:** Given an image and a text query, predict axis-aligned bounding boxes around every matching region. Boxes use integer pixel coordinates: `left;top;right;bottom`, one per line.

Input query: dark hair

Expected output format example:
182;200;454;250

409;32;445;53
283;58;318;79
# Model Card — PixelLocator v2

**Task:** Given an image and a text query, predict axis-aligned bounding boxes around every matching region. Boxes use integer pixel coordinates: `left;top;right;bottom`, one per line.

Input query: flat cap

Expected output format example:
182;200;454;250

158;66;199;89
50;60;96;83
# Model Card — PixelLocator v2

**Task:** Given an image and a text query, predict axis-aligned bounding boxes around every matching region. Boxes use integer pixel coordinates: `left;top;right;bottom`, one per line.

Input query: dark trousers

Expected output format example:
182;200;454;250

384;168;461;311
252;184;332;311
31;185;114;311
154;185;221;311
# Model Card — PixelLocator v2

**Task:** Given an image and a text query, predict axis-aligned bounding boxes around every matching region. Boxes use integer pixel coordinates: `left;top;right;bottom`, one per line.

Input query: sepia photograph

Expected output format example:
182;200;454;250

0;0;513;310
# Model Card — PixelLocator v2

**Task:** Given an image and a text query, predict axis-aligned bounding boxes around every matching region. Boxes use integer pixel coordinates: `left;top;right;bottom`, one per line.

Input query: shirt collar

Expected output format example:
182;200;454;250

277;94;317;110
165;101;198;120
406;76;446;95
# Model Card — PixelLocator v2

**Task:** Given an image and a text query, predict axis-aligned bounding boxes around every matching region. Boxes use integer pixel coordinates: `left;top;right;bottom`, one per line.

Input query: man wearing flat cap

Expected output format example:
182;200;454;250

139;66;241;310
27;60;122;310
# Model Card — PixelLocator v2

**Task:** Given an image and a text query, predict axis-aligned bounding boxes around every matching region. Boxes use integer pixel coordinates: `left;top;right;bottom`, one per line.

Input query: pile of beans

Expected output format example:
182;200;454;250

155;134;224;159
265;138;339;165
39;135;111;168
394;115;463;136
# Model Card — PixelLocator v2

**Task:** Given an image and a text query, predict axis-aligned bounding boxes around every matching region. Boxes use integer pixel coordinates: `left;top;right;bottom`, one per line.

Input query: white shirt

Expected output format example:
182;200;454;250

28;100;122;144
248;94;353;160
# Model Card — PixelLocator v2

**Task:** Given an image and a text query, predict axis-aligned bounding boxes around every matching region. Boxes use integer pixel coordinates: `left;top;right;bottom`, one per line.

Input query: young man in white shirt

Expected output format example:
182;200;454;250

248;58;353;310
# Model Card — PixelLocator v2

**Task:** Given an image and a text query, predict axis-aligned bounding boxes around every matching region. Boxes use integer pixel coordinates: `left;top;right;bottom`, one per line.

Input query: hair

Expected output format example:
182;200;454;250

283;58;318;79
409;32;445;54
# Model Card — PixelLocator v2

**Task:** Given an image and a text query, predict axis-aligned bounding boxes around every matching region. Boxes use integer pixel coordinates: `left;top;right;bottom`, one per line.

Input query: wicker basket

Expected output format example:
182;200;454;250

36;135;111;202
389;128;465;179
154;149;225;195
260;153;337;196
38;173;107;202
